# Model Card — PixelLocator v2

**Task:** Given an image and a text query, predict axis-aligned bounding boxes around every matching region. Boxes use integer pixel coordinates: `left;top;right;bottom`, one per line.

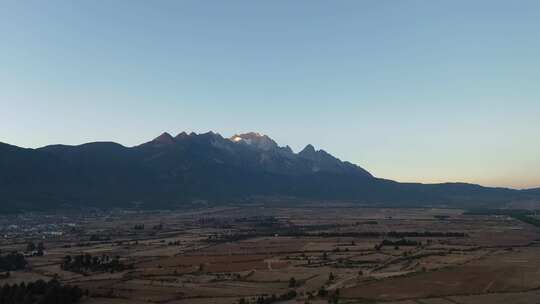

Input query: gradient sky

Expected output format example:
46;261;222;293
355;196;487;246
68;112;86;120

1;1;539;189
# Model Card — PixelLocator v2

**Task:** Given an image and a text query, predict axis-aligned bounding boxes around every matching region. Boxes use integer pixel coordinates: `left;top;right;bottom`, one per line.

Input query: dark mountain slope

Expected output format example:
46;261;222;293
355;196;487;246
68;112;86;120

0;132;537;212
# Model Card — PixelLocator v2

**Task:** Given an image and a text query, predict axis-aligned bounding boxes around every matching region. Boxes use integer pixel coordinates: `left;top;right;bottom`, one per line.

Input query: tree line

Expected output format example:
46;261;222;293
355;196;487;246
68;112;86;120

238;290;297;304
208;230;467;243
0;253;27;271
61;254;130;274
0;279;84;304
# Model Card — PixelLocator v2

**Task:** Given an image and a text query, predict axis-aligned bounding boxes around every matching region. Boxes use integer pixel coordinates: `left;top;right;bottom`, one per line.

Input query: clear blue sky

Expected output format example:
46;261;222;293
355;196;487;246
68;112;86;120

1;1;539;189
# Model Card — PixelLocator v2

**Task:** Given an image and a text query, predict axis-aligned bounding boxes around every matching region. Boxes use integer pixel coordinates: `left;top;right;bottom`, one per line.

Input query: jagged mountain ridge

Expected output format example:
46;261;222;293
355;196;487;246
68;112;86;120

0;131;537;211
0;131;373;210
138;131;373;178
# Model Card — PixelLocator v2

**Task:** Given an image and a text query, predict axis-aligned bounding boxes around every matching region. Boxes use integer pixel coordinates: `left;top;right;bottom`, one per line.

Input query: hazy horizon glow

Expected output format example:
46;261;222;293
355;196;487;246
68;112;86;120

1;1;539;189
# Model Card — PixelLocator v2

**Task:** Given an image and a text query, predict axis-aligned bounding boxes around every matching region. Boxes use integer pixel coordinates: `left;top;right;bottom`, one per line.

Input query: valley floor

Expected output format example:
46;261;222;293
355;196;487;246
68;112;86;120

2;206;540;304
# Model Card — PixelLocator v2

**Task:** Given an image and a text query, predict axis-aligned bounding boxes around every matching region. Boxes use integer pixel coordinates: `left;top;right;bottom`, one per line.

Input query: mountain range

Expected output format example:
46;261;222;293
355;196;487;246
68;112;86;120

1;131;538;212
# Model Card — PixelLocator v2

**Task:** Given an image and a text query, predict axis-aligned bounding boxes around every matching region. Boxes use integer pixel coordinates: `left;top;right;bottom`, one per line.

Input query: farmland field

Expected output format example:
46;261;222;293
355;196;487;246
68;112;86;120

2;206;540;304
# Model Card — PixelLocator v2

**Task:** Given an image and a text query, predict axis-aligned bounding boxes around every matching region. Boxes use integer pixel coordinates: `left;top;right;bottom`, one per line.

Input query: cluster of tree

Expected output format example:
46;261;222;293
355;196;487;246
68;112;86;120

0;253;27;271
321;252;328;260
374;239;420;250
332;247;350;253
288;277;297;288
0;279;84;304
238;290;297;304
223;230;468;239
318;286;328;297
313;286;340;303
208;229;467;245
328;272;335;282
331;258;368;268
464;209;531;216
26;242;45;256
382;238;419;246
63;243;94;248
234;216;280;228
309;231;467;238
306;232;381;238
387;231;467;238
206;234;256;243
88;235;111;242
61;254;130;274
197;217;233;229
433;215;450;220
354;220;378;225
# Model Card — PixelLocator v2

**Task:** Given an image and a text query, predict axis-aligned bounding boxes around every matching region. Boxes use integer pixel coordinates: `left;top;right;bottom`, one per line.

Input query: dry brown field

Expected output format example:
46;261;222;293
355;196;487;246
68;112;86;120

2;206;540;304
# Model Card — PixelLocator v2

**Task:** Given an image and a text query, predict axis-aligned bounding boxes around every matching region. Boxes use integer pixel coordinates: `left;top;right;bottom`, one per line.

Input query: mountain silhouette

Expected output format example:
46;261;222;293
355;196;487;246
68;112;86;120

0;132;536;212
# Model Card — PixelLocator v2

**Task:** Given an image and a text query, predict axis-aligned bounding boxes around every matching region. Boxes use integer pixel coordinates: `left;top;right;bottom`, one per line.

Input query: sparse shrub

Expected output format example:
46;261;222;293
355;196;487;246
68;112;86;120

288;277;297;288
328;272;335;282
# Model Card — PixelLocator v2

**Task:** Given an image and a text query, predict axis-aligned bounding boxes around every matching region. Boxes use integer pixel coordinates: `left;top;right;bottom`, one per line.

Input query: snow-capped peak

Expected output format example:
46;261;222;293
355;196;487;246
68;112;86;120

229;132;278;151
